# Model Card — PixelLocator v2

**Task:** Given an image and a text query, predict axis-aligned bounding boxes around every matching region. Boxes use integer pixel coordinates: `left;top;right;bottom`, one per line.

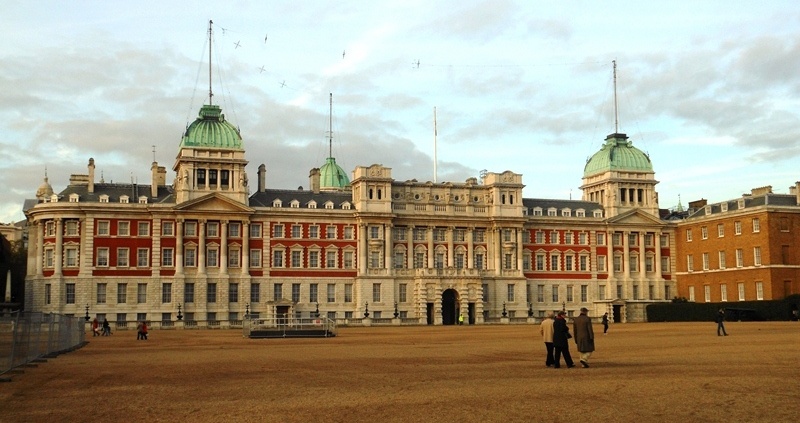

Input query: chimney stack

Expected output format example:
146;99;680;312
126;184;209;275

88;158;95;193
309;168;320;194
257;164;266;193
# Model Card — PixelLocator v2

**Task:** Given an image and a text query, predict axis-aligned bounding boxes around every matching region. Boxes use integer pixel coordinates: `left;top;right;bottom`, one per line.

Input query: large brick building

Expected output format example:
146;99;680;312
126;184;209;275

675;186;800;303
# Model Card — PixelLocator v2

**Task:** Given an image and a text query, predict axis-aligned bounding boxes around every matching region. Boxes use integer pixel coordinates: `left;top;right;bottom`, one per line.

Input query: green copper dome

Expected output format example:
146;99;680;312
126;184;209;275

583;133;653;177
180;104;242;149
319;157;350;190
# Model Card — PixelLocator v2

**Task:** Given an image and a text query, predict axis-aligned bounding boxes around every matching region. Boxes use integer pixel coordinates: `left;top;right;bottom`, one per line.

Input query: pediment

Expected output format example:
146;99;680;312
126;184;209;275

606;209;664;226
175;193;254;213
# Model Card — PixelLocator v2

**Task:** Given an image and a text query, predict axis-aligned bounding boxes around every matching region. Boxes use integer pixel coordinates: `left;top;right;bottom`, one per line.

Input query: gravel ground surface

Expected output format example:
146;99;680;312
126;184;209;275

1;321;799;423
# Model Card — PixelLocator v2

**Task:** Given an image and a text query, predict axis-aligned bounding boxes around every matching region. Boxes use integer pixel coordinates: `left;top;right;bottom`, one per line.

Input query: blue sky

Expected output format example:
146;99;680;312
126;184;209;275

2;1;800;223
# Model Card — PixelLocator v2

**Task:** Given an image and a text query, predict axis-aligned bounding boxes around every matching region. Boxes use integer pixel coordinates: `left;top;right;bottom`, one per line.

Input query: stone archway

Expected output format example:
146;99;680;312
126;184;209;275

441;289;460;325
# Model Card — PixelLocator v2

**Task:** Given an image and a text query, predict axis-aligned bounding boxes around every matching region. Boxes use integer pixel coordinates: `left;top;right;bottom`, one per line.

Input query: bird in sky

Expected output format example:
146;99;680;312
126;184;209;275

234;40;241;49
258;65;265;73
280;80;286;88
412;59;420;68
264;33;268;43
342;50;345;59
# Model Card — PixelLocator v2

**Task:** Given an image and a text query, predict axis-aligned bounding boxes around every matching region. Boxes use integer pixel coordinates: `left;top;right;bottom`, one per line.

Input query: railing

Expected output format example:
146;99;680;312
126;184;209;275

243;316;337;338
1;312;85;376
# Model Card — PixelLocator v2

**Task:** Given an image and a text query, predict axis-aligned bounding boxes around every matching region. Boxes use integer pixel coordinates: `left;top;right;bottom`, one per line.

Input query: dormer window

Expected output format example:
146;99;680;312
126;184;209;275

593;210;603;218
324;201;334;209
290;200;300;208
704;205;712;215
738;199;745;209
138;196;148;204
272;199;282;208
342;202;352;210
69;194;79;203
576;209;585;217
99;195;109;203
308;200;317;209
561;208;571;217
533;207;542;216
120;195;129;204
547;208;557;217
50;194;59;203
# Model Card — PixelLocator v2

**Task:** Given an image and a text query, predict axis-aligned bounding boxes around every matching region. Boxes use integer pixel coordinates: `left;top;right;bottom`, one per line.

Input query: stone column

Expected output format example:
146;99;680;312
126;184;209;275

175;220;184;275
516;228;523;271
242;222;250;275
494;227;502;275
54;218;63;277
467;227;474;269
406;226;413;269
220;221;228;273
384;223;392;270
36;221;43;276
198;220;206;275
427;226;434;268
359;223;367;273
446;226;454;267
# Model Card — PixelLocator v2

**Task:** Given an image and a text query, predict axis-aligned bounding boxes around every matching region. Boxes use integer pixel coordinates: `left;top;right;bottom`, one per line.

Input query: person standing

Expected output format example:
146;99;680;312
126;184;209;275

602;312;609;334
573;307;595;368
92;318;100;337
136;321;143;340
716;309;728;336
552;310;575;368
539;312;555;367
141;321;148;340
458;313;464;325
102;318;111;336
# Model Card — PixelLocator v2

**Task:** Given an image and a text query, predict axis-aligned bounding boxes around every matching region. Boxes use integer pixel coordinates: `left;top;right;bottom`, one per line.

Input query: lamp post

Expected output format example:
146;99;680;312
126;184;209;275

84;304;90;322
528;302;533;317
245;303;249;319
562;301;566;312
177;303;183;321
501;302;507;318
364;302;370;318
315;302;320;318
393;301;399;319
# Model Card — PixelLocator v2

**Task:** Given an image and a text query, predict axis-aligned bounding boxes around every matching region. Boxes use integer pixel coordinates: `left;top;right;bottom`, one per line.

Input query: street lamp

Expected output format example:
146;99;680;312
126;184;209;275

501;302;507;318
177;303;183;321
244;303;249;319
364;302;370;318
84;304;90;322
528;302;533;317
315;302;320;318
562;301;566;312
393;301;399;319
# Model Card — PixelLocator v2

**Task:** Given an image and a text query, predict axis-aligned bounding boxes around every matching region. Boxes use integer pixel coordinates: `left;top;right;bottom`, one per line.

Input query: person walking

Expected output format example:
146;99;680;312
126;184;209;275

539;312;555;367
602;312;609;334
136;321;144;340
716;308;728;336
552;310;575;369
458;313;464;325
573;307;595;368
92;318;100;337
102;318;111;336
141;321;149;340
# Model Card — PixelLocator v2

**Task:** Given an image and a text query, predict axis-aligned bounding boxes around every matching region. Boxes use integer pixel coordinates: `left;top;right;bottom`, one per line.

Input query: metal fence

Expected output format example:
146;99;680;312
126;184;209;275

243;316;337;338
0;311;86;376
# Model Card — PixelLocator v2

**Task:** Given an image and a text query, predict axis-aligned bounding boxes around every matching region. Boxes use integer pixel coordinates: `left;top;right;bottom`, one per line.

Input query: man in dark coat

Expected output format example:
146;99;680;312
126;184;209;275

552;310;574;368
716;309;728;336
573;307;595;368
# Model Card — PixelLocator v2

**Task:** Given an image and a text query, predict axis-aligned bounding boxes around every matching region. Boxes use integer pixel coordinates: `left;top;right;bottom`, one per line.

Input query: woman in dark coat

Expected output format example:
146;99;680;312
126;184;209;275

552;311;575;368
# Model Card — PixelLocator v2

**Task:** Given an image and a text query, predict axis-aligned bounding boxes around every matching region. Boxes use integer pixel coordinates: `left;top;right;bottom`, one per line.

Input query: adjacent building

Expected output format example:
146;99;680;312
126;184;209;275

675;186;800;303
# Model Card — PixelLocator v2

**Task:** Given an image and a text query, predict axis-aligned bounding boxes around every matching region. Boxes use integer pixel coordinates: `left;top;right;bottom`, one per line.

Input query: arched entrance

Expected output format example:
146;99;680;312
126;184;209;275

441;289;460;325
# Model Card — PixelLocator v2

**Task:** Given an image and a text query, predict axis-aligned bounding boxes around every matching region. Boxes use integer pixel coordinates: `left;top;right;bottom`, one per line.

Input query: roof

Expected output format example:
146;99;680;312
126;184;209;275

180;104;242;150
522;198;604;215
584;133;653;177
687;193;799;219
56;184;175;204
249;189;352;209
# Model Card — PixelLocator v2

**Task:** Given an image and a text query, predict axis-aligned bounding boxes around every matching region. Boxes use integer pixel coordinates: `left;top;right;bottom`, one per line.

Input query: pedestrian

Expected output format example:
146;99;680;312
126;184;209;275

141;321;148;340
552;310;575;368
92;317;100;337
102;318;111;336
136;321;143;340
602;312;609;334
539;312;555;367
716;309;728;336
573;307;595;368
458;313;464;325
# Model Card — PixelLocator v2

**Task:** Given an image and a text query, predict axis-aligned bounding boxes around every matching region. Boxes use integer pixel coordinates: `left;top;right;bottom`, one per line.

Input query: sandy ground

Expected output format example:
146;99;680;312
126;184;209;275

1;321;799;423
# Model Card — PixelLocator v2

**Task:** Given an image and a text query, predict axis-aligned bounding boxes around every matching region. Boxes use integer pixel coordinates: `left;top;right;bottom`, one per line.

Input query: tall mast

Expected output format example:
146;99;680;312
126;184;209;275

433;106;438;183
208;20;213;105
613;60;619;134
328;93;333;158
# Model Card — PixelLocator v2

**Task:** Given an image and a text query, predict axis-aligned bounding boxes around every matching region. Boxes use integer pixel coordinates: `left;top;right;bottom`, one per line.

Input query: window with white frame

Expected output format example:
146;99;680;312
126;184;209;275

702;253;709;271
137;248;149;267
550;231;559;244
97;283;107;304
138;222;150;237
704;285;710;302
117;283;127;304
752;218;760;233
291;250;302;268
228;248;240;268
291;225;301;238
116;248;129;267
118;221;130;236
344;251;354;268
687;255;694;272
720;284;727;302
551;286;558;302
597;255;606;272
753;247;761;266
97;248;109;267
686;229;692;242
372;283;381;302
310;224;321;239
717;224;724;238
688;286;695;302
206;247;218;267
65;283;75;304
97;221;109;236
162;248;174;267
507;284;515;302
326;225;336;239
273;224;284;238
327;284;335;303
65;220;79;236
308;250;320;268
326;251;337;268
250;249;262;267
184;248;196;267
207;222;219;237
272;250;284;267
184;221;197;236
137;283;147;303
756;281;764;300
719;251;726;269
736;249;743;267
162;221;174;236
550;254;560;271
535;254;545;271
250;223;261;238
737;282;745;301
734;221;741;235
